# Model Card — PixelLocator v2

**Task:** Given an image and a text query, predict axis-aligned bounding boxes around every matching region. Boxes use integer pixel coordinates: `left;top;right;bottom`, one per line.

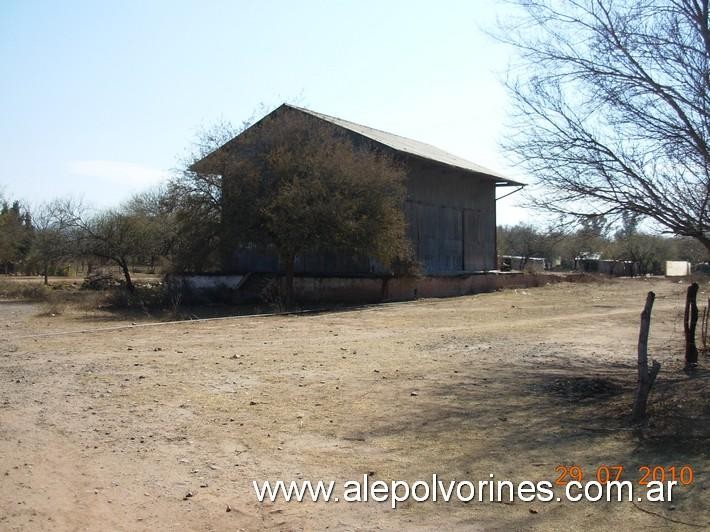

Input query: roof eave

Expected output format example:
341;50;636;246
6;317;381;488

494;179;526;187
401;150;525;187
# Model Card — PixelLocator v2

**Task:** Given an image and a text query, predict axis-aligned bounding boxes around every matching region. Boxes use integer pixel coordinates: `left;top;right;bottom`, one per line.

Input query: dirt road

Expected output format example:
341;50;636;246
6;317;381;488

1;278;708;530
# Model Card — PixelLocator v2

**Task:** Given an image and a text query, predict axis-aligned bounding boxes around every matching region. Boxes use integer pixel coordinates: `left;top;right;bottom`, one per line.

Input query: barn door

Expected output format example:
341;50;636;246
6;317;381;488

463;208;486;271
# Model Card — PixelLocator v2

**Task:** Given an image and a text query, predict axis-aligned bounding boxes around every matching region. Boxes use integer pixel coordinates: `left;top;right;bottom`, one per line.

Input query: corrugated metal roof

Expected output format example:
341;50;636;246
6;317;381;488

191;104;525;187
289;105;523;186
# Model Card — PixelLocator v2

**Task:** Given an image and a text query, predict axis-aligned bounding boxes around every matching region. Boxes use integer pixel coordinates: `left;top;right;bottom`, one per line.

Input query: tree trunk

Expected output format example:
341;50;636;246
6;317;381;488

284;253;295;309
119;261;135;293
684;282;699;368
43;262;48;285
632;291;661;423
701;298;709;355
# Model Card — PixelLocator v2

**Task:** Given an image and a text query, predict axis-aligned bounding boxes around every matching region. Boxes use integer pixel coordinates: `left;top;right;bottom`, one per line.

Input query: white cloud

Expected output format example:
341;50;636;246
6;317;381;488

67;160;170;186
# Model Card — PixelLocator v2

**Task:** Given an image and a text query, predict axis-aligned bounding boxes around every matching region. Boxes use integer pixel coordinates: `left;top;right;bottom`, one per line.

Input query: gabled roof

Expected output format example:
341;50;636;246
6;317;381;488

190;104;525;187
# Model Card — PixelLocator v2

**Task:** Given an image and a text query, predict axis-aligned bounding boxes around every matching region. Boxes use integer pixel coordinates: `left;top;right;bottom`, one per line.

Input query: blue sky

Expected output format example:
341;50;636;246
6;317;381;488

1;0;530;223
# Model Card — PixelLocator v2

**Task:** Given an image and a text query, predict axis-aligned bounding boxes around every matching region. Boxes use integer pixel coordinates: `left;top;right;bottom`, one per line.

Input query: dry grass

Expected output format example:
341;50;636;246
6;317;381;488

1;278;708;530
0;279;56;301
0;277;168;317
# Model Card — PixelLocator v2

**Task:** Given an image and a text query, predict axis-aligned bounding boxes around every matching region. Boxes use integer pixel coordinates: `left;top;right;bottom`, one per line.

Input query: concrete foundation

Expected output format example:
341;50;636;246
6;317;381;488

168;271;559;305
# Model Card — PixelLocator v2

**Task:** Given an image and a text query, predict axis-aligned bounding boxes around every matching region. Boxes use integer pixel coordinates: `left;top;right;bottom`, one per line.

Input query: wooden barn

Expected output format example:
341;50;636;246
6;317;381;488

191;104;523;277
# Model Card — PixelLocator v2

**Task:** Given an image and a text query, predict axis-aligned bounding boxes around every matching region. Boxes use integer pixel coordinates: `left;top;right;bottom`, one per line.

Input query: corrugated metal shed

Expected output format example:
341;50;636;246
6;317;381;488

190;104;523;275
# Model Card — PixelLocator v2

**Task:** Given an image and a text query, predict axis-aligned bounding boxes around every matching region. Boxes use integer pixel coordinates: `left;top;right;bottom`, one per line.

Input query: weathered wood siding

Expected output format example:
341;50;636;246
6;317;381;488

404;158;497;273
222;144;497;275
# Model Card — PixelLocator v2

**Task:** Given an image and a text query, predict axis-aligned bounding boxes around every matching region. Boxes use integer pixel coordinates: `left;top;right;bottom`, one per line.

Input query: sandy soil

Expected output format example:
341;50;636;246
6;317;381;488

1;278;708;531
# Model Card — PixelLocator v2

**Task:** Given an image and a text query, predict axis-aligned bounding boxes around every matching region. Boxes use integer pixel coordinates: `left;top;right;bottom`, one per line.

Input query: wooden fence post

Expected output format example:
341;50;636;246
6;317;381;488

701;298;709;355
632;291;661;423
684;282;699;369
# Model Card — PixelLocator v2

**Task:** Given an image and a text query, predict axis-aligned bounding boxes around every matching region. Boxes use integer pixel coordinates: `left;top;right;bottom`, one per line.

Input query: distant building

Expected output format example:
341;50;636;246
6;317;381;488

665;261;691;277
575;254;640;276
191;104;523;276
499;255;546;272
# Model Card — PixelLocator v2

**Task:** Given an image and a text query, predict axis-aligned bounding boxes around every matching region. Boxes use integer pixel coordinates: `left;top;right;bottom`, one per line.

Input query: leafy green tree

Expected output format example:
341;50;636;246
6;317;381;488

557;217;612;264
609;233;673;274
671;236;709;264
194;109;409;305
123;188;174;273
0;199;32;273
167;120;241;271
608;213;671;273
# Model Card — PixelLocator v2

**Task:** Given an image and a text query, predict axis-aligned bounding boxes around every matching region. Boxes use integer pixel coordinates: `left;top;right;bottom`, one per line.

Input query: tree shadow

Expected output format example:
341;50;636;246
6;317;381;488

341;355;709;479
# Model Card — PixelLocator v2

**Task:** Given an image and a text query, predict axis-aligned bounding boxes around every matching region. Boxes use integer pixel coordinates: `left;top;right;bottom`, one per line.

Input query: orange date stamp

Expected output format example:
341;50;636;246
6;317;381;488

554;464;694;486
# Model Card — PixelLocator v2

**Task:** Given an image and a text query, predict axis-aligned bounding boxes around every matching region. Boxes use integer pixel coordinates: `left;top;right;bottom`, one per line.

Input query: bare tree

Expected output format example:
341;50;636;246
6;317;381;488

166;119;243;271
500;0;710;251
61;199;163;293
27;200;75;284
497;223;559;265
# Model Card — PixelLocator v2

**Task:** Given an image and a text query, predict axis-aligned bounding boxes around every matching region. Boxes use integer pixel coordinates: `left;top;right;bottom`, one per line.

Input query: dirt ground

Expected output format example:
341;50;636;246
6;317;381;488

1;278;708;531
